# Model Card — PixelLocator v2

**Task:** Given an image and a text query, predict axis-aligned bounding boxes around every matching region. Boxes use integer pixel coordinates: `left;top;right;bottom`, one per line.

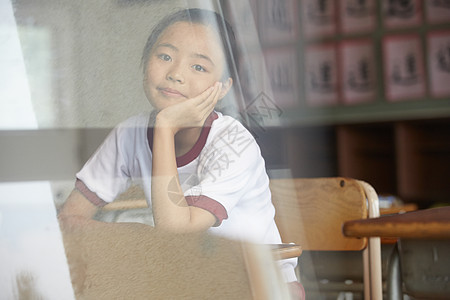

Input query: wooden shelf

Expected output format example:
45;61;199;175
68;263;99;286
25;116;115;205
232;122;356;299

396;119;450;203
260;117;450;206
337;123;396;195
280;98;450;127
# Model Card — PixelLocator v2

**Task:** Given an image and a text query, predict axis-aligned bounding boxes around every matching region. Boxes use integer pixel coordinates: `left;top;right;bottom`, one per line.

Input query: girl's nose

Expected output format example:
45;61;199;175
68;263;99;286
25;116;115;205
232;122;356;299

166;68;184;84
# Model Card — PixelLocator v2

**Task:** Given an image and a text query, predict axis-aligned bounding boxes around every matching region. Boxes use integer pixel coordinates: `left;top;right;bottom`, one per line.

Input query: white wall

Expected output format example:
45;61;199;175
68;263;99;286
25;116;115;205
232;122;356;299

12;0;215;129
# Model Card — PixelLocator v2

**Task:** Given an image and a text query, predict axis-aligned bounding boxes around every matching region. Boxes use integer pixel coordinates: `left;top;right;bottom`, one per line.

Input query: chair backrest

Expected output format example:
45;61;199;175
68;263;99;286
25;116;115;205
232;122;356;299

270;177;368;251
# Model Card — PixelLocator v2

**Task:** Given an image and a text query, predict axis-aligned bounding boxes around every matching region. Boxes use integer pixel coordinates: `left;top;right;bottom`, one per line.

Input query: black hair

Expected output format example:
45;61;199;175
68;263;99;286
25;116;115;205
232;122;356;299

141;8;238;81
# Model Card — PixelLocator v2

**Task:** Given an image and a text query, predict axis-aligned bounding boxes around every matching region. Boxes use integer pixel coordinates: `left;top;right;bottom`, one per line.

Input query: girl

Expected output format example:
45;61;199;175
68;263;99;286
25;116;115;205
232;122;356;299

58;8;304;299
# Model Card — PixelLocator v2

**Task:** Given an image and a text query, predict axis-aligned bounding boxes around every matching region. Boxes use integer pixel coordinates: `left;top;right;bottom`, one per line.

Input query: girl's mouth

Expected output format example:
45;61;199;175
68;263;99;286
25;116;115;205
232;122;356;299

158;87;187;98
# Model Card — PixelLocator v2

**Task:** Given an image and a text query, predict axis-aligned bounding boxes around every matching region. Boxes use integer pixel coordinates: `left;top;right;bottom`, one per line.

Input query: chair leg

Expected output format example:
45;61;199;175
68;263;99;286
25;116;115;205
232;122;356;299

363;247;371;300
368;236;382;299
358;181;383;300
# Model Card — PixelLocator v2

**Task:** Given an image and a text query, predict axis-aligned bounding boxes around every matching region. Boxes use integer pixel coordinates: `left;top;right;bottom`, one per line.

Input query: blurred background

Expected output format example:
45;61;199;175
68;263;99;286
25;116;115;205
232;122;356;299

1;0;450;299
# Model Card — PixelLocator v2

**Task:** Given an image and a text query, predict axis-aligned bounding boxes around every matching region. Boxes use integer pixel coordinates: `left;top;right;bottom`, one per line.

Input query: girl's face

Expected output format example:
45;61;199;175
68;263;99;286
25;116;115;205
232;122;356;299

144;21;232;111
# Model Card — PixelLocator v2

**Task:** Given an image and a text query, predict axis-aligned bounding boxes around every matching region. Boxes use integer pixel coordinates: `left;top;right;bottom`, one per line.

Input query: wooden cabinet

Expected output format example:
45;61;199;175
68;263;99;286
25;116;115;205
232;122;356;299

258;126;337;179
259;117;450;206
337;123;396;195
396;119;450;203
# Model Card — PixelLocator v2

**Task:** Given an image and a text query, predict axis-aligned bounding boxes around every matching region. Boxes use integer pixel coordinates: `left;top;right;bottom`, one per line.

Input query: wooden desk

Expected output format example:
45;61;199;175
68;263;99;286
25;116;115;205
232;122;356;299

342;206;450;300
343;206;450;239
379;203;417;215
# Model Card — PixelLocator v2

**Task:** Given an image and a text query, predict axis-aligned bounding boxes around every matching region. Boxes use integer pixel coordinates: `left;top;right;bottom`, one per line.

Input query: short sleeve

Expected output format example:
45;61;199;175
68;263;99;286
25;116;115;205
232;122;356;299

187;118;268;220
76;124;133;205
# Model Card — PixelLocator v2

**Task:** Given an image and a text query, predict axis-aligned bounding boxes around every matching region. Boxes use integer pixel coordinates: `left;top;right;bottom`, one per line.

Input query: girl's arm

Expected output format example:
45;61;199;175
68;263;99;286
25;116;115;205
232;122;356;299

58;189;151;233
151;82;222;232
58;189;100;230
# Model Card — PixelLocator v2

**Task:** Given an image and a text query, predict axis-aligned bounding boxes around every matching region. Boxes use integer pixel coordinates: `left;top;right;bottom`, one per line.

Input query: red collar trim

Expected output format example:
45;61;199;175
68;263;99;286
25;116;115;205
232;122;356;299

147;112;218;167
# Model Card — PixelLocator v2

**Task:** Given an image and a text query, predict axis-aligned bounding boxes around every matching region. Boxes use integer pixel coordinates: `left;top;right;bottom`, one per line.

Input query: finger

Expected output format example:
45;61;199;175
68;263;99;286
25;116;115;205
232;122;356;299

188;82;221;125
213;82;222;104
198;82;221;111
209;82;222;109
200;82;222;120
191;83;217;106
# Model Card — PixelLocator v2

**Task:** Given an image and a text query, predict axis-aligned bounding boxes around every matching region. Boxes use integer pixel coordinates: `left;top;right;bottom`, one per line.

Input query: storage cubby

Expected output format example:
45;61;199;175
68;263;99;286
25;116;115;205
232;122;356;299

257;127;290;171
286;126;337;179
336;123;397;195
258;126;337;178
260;117;450;207
336;118;450;205
396;119;450;203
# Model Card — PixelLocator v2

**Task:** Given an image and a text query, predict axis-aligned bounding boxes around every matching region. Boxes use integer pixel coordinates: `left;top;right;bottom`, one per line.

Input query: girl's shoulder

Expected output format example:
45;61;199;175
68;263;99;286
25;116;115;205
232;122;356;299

212;113;255;139
207;112;259;157
212;112;249;131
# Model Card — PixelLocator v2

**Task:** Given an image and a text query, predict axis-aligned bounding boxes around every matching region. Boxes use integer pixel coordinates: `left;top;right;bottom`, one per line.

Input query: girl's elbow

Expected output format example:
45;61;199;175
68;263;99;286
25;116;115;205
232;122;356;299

153;218;208;234
58;212;93;233
153;217;187;233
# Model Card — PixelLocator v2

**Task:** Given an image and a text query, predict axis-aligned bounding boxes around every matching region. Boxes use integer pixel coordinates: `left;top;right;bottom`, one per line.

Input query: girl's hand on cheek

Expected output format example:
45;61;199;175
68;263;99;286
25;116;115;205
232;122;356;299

156;82;222;134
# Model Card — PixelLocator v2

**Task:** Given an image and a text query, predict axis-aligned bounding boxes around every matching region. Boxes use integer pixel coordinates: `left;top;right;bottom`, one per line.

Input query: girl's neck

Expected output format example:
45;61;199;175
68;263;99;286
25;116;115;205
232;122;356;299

174;127;202;157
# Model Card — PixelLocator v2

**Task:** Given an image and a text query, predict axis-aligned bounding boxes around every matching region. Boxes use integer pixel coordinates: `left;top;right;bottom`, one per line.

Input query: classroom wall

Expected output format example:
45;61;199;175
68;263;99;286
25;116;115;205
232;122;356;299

11;0;213;129
0;0;217;182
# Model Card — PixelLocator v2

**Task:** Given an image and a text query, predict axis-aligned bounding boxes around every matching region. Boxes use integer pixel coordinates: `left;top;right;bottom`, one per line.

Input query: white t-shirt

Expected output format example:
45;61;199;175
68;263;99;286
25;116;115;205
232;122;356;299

76;111;297;282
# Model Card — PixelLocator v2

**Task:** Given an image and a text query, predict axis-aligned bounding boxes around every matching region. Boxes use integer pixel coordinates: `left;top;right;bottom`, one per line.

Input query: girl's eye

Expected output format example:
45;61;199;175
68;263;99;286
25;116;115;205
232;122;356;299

158;54;171;62
192;64;206;72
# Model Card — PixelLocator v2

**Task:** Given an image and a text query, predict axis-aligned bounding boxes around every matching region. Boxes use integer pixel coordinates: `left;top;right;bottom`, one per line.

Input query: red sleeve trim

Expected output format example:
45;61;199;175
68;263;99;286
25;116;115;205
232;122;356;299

75;179;108;207
185;195;228;227
147;112;218;168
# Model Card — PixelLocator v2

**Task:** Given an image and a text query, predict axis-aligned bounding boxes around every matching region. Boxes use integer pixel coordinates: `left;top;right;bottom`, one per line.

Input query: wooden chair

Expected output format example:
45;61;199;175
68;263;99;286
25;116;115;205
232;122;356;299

100;177;382;298
269;177;382;300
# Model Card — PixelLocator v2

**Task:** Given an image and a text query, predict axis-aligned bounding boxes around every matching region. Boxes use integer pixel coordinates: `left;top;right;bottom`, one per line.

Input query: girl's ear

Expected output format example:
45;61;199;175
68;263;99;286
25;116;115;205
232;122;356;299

218;78;233;100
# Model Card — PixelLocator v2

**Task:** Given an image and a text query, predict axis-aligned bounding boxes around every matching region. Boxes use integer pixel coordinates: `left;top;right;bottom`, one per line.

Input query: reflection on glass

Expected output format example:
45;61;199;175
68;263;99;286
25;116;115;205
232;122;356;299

0;181;74;299
18;25;54;128
0;0;37;130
